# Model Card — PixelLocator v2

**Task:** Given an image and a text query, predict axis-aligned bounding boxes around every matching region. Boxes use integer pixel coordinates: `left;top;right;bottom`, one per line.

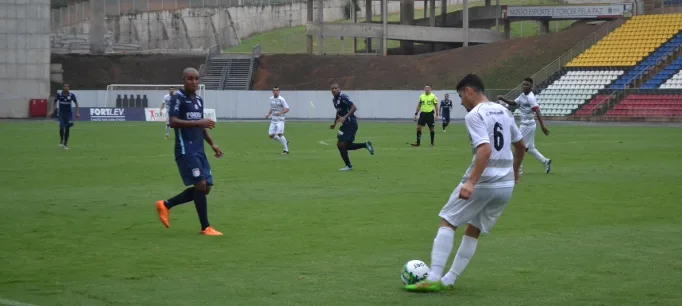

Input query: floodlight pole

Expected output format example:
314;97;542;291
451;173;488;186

383;0;388;55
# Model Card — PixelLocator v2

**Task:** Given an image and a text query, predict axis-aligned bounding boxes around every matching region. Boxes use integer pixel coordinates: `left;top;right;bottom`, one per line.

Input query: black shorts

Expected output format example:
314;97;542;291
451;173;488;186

337;122;358;143
418;112;435;127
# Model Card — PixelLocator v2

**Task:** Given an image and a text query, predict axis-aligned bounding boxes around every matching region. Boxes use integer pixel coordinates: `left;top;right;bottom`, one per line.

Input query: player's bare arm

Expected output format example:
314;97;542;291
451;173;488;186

413;102;421;121
512;140;526;183
266;108;272;119
48;99;57;117
160;102;165;111
496;96;517;105
338;104;357;124
73;100;80;120
459;143;492;200
532;106;550;135
169;116;215;129
203;129;223;158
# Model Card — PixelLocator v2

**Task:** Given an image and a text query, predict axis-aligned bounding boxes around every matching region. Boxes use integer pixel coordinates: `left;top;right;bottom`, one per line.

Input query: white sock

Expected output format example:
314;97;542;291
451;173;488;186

272;135;281;142
441;235;478;286
165;125;170;136
426;227;455;282
279;136;288;152
528;148;548;163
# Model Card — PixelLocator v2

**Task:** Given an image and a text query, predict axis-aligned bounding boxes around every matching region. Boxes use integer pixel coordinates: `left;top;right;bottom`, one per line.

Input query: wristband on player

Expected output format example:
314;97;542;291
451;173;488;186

414;112;418;115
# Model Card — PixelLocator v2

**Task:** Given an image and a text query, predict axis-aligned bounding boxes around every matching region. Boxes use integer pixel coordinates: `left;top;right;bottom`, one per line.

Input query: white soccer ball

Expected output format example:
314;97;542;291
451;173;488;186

400;260;429;285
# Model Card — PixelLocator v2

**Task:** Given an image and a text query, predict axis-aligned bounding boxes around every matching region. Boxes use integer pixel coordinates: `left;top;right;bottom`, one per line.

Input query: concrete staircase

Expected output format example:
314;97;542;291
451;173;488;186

203;54;255;90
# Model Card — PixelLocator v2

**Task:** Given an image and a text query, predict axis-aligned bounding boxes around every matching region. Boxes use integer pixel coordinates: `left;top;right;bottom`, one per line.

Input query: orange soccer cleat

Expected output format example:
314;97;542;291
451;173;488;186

200;226;223;236
155;200;170;228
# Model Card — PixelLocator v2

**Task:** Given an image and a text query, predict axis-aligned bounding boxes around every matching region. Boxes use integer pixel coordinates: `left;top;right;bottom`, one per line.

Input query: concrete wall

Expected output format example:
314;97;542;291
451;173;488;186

0;0;51;118
52;0;458;50
62;89;469;119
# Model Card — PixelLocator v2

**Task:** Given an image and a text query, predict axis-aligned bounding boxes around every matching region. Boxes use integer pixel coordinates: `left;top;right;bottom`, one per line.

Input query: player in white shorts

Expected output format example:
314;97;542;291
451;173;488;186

497;77;552;174
405;74;527;293
159;86;175;140
265;86;290;155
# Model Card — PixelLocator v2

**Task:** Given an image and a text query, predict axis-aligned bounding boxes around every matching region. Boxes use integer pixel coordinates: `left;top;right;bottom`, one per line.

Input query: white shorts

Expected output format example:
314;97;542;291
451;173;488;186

519;124;536;149
438;184;514;234
268;121;285;135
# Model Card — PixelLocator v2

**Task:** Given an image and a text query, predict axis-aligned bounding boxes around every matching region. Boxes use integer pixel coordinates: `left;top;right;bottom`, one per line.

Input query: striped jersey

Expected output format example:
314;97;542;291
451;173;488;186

460;101;522;189
514;92;538;126
269;95;289;122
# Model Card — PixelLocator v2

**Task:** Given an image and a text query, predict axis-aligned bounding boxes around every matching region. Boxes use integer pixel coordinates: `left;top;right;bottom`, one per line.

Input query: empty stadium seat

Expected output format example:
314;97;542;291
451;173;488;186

536;70;624;116
567;14;682;68
612;32;682;89
574;94;615;116
657;59;682;88
605;94;682;117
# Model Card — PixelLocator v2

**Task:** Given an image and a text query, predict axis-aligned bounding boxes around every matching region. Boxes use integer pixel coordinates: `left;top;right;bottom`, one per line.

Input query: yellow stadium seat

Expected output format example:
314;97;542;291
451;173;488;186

566;14;682;68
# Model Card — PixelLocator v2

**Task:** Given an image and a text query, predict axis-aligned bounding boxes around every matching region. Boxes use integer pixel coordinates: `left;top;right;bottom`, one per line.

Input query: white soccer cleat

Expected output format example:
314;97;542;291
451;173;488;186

59;143;64;148
545;159;552;174
339;166;352;171
63;146;69;150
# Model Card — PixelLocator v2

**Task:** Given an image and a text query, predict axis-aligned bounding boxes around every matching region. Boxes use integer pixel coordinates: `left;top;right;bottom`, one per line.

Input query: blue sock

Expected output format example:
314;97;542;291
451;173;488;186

165;187;195;209
194;189;210;230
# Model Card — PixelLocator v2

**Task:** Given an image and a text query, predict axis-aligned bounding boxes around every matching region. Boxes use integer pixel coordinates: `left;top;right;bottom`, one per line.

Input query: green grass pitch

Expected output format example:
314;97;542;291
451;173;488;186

1;120;681;306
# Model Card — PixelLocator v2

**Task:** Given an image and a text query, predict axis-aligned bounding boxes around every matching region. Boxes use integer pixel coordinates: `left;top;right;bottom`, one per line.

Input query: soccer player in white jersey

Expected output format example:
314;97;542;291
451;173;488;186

405;74;527;293
159;86;176;140
497;77;552;174
265;86;290;154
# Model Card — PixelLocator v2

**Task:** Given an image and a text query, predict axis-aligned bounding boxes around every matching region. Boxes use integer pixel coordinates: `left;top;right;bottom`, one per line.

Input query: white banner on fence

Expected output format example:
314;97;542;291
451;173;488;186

73;90;468;120
505;3;633;19
144;108;217;122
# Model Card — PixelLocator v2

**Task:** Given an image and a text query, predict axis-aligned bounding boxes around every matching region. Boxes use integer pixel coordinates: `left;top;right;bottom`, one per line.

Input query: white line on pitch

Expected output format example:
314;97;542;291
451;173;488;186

318;141;329;146
0;297;39;306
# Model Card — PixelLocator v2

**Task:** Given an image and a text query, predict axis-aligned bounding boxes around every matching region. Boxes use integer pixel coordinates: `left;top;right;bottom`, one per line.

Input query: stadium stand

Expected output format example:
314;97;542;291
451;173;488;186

574;94;615;116
605;94;682;117
651;56;682;89
529;13;682;119
566;14;682;68
537;70;623;116
611;32;682;89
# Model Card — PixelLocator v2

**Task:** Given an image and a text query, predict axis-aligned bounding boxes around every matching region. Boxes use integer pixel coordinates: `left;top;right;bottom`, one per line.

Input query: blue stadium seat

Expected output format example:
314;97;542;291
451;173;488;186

609;32;682;89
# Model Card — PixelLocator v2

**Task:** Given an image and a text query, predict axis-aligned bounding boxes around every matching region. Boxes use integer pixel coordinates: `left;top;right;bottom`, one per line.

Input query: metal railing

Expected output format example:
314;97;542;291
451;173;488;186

203;44;220;77
503;18;626;99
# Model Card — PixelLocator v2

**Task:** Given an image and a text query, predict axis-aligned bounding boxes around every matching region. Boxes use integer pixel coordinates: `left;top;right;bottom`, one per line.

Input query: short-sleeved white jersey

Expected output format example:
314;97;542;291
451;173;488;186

514;92;538;126
269;95;289;122
461;101;522;189
163;94;172;109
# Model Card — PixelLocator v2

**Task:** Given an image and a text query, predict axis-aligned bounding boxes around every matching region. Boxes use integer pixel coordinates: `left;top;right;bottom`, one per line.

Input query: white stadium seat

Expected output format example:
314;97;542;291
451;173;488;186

535;70;625;116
